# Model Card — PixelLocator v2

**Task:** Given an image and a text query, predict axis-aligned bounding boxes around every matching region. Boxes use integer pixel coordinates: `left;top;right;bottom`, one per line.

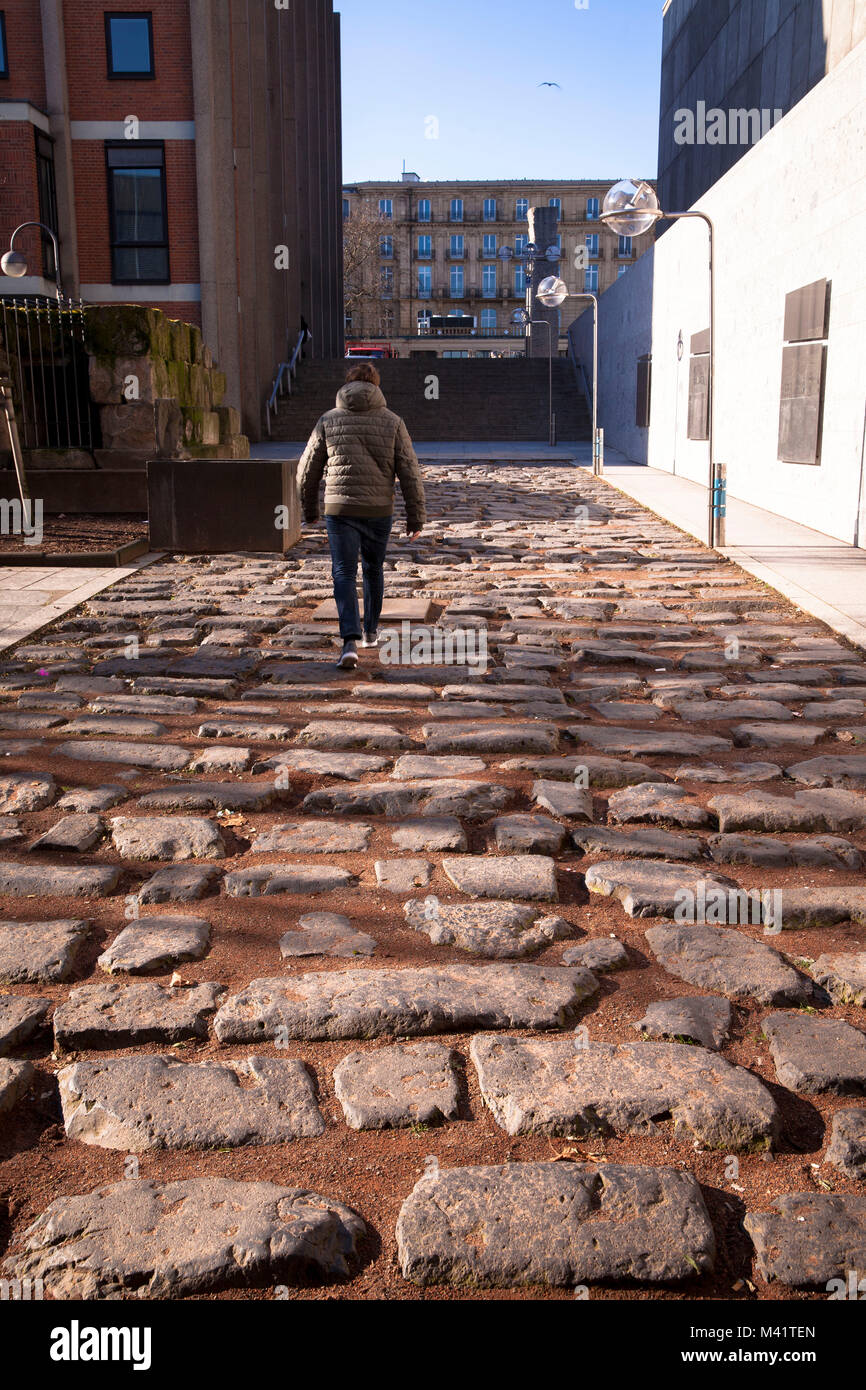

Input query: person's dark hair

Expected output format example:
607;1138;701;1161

346;362;380;386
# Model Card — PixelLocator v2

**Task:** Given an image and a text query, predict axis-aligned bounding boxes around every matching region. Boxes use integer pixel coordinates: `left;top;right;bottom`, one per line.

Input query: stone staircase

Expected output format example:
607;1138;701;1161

269;358;591;442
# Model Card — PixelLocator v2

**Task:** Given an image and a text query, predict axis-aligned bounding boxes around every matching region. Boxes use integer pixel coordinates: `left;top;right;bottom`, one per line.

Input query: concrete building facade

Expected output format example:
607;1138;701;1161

342;177;654;359
0;0;344;438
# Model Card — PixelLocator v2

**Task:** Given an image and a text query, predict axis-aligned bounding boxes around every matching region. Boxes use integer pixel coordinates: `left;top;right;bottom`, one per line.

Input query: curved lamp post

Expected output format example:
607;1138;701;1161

537;275;600;474
599;179;720;548
512;308;555;447
1;222;62;301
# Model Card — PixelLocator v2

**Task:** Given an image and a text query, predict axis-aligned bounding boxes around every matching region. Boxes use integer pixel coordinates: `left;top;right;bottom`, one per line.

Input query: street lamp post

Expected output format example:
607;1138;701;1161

599;179;720;548
512;308;554;447
1;221;63;301
535;278;600;474
503;239;562;449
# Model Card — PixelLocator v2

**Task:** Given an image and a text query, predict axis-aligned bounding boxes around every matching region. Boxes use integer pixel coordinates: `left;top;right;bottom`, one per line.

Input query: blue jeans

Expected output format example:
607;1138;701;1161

325;515;393;640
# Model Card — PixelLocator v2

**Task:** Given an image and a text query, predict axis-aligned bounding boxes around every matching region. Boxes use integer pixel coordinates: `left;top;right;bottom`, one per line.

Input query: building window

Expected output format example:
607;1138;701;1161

483;233;497;258
549;197;561;221
515;198;528;220
380;267;394;298
586;197;599;221
514;265;526;293
417;235;432;258
35;133;58;278
380;234;393;258
0;12;8;78
450;264;464;297
618;235;633;258
417;265;432;298
450;234;464;258
585;233;599;258
482;265;497;298
342;197;350;219
417;198;431;222
379;198;392;218
584;266;599;293
481;308;497;332
618;265;629;278
106;142;169;283
443;350;469;358
515;234;527;256
105;12;155;78
450;198;463;222
483;197;497;222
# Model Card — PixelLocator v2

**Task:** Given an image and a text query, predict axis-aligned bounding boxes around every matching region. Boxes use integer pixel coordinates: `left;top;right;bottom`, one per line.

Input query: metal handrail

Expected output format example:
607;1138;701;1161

265;328;306;437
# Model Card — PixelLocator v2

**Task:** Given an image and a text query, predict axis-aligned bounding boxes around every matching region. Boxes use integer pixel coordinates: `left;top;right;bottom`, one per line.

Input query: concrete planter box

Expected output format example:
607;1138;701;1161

147;457;300;553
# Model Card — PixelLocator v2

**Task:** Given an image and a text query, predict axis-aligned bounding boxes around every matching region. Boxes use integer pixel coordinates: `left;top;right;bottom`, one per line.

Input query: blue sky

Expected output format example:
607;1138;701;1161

337;0;663;183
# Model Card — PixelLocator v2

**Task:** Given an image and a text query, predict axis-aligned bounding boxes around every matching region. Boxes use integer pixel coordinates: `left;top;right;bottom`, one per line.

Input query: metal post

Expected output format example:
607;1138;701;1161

597;427;604;477
0;376;30;508
714;460;727;547
4;222;63;300
530;319;553;446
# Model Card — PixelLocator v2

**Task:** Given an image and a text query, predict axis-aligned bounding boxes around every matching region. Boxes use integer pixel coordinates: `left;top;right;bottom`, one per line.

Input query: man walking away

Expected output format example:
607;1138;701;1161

297;363;426;669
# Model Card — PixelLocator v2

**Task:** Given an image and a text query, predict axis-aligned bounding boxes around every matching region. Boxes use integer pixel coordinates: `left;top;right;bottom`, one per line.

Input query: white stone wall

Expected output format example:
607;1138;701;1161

570;37;866;546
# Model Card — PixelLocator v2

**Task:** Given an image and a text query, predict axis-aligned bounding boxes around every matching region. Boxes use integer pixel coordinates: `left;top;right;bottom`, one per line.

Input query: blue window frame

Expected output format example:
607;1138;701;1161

417;198;431;222
483;197;497;222
450;198;463;222
515;198;528;220
481;308;497;331
514;265;527;293
549;197;561;221
515;234;527;256
618;234;633;258
106;141;169;283
105;12;155;79
380;234;393;258
0;12;8;79
379;198;393;218
450;234;464;258
450;264;464;297
482;265;497;298
586;197;599;221
417;234;432;258
584;265;599;292
418;266;432;297
483;233;497;258
585;233;599;257
342;197;350;219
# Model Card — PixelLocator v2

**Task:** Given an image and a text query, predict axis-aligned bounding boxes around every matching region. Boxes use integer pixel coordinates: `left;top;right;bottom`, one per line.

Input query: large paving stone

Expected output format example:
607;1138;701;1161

442;855;557;901
61;714;169;738
645;923;813;1005
137;864;221;904
584;860;739;919
303;779;508;820
54;980;222;1048
110;816;225;862
561;937;629;974
762;1013;866;1094
493;814;567;854
470;1034;779;1149
397;1162;715;1287
733;721;827;748
0;919;91;983
214;964;595;1042
279;912;377;959
530;780;593;820
811;952;866;1006
392;754;486;779
745;1194;866;1286
98;917;211;974
333;1041;460;1130
224;864;355;897
296;721;412;751
674;762;782;784
2;1177;365;1297
708;833;861;869
29;813;105;853
825;1109;866;1179
374;859;432;893
392;817;467;851
786;755;866;789
0;994;51;1052
55;740;191;770
197;719;292;741
0;772;56;813
58;1054;324;1149
573;825;706;860
140;782;285;812
404;899;580;959
608;782;710;828
423;721;558;754
575;728;732;756
251;820;372;854
0;1058;34;1115
762;887;866;931
0;862;120;898
633;996;732;1050
711;788;866;833
255;750;390;781
501;756;670;788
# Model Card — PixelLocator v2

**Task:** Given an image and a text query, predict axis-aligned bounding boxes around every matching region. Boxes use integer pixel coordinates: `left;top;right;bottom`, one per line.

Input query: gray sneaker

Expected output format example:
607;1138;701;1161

337;641;358;669
360;630;379;648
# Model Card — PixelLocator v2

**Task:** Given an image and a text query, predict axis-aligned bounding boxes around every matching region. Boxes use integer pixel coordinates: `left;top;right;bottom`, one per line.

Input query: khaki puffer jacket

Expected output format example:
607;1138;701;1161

297;381;426;533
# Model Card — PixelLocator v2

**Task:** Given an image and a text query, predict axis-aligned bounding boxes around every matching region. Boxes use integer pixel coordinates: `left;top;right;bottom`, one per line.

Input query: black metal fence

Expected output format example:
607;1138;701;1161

0;295;96;451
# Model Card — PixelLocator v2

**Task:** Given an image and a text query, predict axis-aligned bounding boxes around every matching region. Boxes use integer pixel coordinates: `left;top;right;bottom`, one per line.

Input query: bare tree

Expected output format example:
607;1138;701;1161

343;201;391;318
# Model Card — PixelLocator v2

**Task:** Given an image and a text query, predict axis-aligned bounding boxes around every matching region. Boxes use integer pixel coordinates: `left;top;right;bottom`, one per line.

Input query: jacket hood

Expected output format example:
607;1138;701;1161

336;380;387;413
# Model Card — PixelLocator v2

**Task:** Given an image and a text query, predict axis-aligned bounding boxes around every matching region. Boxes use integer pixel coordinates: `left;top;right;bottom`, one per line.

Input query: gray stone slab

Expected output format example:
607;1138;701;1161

397;1161;715;1286
811;953;866;1006
710;789;866;833
0;1058;34;1116
391;817;468;851
279;912;377;959
404;898;579;959
2;1177;365;1297
61;714;169;738
786;756;866;789
391;754;486;779
137;864;222;904
0;772;56;813
423;721;558;754
501;756;671;788
561;937;628;974
763;887;866;931
745;1194;866;1287
29;813;105;853
734;721;828;747
224;864;356;897
214;964;595;1042
54;980;222;1048
0;994;51;1052
0;862;120;898
303;779;508;820
55;785;127;811
251;820;372;854
374;859;432;893
188;746;253;773
140;782;285;812
58;1054;324;1149
584;859;739;919
825;1109;866;1179
633;996;732;1050
55;740;191;770
645;923;813;1005
334;1041;460;1130
493;814;567;854
470;1034;779;1149
98;917;211;974
573;825;706;860
530;780;593;820
110;816;225;862
296;721;412;751
254;750;390;781
0;919;91;984
442;855;557;901
762;1013;866;1094
673;762;782;783
708;833;861;869
197;719;293;741
575;728;732;756
608;782;710;828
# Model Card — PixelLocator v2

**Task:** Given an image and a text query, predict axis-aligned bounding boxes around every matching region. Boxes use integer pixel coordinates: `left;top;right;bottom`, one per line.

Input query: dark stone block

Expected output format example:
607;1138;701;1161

147;458;300;554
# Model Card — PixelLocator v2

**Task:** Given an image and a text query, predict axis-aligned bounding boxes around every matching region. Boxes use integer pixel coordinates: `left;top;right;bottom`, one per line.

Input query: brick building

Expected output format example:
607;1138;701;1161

342;176;655;359
0;0;344;438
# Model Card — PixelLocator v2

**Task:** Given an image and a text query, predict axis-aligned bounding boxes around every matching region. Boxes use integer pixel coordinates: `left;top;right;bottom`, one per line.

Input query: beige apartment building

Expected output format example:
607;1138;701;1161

342;176;655;358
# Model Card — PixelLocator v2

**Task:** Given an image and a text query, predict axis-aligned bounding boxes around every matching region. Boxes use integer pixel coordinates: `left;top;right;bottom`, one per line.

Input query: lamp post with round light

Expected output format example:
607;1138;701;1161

1;222;63;301
535;275;600;474
600;179;721;548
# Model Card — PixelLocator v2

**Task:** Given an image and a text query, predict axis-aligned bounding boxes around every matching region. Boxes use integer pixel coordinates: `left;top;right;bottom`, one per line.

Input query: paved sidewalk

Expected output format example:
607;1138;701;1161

599;464;866;654
0;553;163;653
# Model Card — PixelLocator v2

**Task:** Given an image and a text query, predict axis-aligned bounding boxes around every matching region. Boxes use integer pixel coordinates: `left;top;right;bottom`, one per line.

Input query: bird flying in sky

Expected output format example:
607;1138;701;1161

538;82;561;88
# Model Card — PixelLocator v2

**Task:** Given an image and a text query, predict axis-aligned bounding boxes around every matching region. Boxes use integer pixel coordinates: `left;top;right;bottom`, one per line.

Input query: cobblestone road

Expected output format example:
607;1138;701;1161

1;465;865;1300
